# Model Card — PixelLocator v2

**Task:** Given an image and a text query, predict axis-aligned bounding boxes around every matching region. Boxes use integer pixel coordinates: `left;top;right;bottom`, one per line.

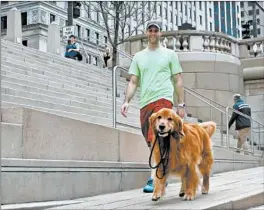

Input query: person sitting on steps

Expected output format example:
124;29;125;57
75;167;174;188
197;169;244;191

65;35;82;61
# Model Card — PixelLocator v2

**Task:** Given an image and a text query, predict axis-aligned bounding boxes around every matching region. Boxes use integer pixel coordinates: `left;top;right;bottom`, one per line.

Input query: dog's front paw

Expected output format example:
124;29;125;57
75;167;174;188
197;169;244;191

201;186;209;195
183;192;195;201
152;193;161;201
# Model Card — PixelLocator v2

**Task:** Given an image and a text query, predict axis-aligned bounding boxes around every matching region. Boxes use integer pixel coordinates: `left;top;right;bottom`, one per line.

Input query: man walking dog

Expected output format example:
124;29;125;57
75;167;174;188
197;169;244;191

121;20;185;193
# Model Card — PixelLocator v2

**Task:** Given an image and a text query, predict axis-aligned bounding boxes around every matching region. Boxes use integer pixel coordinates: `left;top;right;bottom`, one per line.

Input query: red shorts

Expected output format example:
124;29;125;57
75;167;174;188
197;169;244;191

140;98;173;147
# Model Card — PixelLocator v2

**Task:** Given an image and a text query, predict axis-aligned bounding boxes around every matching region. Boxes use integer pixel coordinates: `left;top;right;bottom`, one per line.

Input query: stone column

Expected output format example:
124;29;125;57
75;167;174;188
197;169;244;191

6;7;22;44
47;22;61;55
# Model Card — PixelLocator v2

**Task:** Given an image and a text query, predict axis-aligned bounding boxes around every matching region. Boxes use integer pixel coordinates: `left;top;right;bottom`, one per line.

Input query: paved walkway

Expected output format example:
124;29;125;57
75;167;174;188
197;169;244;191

46;167;264;210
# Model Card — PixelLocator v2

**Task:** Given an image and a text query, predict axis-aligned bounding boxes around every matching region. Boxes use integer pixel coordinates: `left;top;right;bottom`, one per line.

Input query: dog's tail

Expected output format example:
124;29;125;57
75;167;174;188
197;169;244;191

198;121;216;138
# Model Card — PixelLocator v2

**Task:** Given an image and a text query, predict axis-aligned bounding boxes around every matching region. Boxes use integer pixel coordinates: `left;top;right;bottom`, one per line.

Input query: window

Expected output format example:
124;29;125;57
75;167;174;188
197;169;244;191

199;15;202;25
256;9;259;15
180;2;182;12
241;11;244;17
50;13;55;24
95;32;99;44
210;22;212;31
21;12;27;25
237;5;239;12
88;54;91;64
199;1;202;10
1;16;7;29
96;11;100;22
86;29;90;40
104;36;107;44
209;8;212;17
237;30;240;38
87;5;91;18
258;28;261;34
257;19;260;24
194;11;196;21
180;17;182;24
189;8;192;19
248;10;252;15
185;4;187;15
159;5;162;16
94;57;98;66
22;40;28;47
175;16;178;25
240;2;244;7
248;2;252;6
170;11;173;22
165;10;167;19
170;1;172;6
175;2;177;9
237;17;240;25
76;24;81;37
65;20;68;26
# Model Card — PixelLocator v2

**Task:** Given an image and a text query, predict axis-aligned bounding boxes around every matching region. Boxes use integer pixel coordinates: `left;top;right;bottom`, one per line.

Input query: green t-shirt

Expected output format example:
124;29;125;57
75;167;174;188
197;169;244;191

129;46;183;109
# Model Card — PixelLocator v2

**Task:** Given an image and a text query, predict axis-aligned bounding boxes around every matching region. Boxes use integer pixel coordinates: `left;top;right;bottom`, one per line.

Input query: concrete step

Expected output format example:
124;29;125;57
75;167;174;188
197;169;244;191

1;54;128;92
1;103;113;127
2;44;131;88
2;87;113;113
2;166;263;209
1;66;140;105
1;158;150;205
2;94;113;118
1;80;141;111
1;61;114;94
2;42;112;78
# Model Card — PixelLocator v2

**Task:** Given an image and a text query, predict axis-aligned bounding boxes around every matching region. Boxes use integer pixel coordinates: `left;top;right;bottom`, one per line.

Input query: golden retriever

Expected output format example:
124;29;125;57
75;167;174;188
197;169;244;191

149;108;215;201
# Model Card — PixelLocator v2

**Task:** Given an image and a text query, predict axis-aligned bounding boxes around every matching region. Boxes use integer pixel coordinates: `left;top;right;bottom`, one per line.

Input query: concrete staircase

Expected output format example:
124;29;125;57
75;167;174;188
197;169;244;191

1;39;263;205
1;39;141;129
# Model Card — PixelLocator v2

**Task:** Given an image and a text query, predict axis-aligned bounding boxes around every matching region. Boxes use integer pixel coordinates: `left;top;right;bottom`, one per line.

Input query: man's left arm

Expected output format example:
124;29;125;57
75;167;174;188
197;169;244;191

173;73;184;105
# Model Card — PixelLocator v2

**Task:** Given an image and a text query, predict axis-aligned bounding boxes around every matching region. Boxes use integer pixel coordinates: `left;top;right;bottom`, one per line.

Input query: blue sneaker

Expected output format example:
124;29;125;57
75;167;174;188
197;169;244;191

143;177;168;193
143;177;154;193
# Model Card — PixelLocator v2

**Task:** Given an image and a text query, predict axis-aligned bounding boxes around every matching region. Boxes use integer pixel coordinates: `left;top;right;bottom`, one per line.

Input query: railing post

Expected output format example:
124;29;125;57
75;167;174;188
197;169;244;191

250;119;253;155
221;112;224;146
258;124;261;150
226;107;230;150
112;66;117;128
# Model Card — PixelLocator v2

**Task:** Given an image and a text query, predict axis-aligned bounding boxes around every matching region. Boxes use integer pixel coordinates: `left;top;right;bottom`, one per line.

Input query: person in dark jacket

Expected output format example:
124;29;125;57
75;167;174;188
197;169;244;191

228;94;251;154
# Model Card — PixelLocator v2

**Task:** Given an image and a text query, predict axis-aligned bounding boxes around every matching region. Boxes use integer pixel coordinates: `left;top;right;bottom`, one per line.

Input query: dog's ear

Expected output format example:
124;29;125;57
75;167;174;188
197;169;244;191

149;112;157;130
172;113;185;138
178;119;185;138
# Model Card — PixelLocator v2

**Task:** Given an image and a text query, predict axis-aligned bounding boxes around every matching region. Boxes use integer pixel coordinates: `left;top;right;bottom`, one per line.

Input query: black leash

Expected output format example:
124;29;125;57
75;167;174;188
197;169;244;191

149;131;181;179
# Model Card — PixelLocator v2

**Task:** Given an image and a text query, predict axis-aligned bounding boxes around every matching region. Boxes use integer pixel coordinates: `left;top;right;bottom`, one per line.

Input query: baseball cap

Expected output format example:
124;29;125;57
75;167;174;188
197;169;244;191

146;20;162;31
233;94;241;100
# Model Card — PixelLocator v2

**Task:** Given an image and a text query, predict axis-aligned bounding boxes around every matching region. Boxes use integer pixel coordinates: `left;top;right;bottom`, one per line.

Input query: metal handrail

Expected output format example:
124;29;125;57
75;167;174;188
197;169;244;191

184;86;226;109
113;65;133;128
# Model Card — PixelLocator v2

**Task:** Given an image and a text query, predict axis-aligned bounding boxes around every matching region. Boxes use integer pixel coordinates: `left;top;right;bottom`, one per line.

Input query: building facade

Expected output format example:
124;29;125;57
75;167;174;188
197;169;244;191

1;1;243;60
213;1;242;39
240;1;264;38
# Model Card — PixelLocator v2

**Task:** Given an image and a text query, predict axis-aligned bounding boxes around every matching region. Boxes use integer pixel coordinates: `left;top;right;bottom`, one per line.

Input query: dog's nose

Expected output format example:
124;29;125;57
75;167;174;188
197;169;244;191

159;125;165;131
